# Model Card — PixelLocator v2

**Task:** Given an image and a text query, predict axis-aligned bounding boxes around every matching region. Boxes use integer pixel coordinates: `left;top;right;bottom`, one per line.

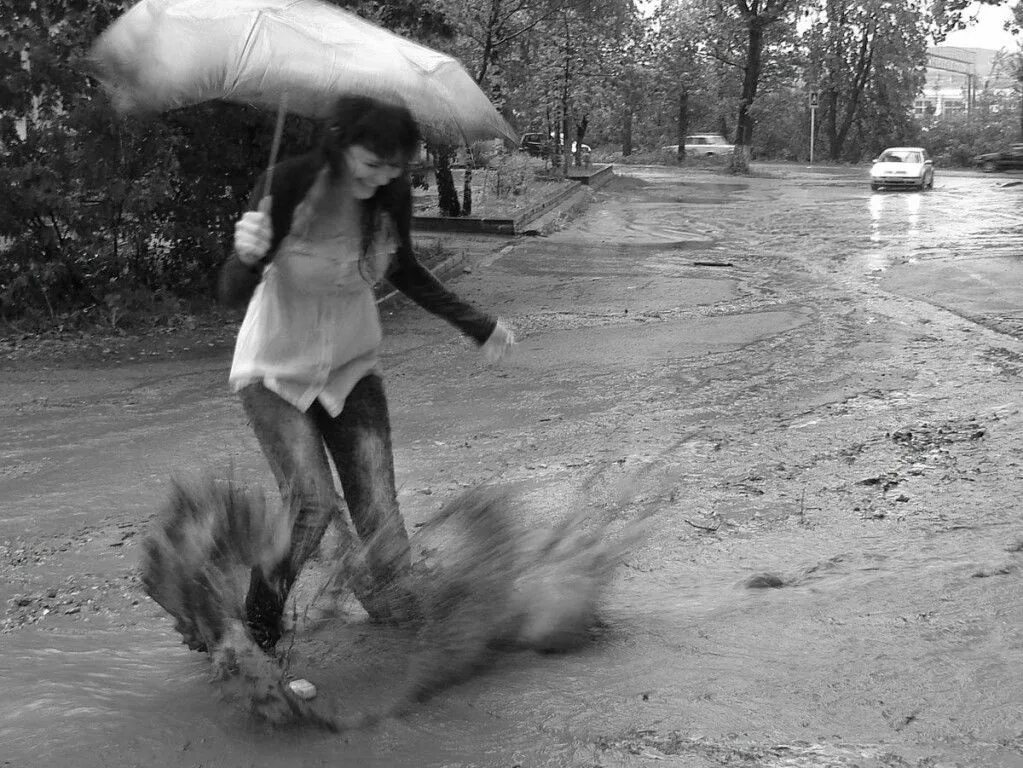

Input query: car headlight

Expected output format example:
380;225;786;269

870;166;882;177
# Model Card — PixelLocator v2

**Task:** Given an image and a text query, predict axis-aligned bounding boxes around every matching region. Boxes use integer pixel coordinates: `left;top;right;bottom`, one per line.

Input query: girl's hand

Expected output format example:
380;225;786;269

233;196;273;266
481;319;515;363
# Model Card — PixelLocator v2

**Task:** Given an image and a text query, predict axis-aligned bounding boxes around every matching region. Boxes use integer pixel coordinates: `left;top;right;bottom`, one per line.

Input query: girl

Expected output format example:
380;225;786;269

220;94;514;650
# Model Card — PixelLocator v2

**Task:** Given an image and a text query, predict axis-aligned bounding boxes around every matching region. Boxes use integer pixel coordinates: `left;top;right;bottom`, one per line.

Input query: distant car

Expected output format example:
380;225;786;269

663;134;735;156
870;147;934;191
973;143;1023;172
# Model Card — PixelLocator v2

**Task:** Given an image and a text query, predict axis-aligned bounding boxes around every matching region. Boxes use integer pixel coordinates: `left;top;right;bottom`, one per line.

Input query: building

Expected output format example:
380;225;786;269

916;46;1019;119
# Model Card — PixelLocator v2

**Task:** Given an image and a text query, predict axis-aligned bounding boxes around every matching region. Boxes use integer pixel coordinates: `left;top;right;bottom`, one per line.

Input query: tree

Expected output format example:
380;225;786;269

437;0;557;90
506;0;634;172
651;0;716;160
0;0;182;319
0;0;315;321
805;0;928;161
585;3;655;157
927;0;1015;40
713;0;799;171
1011;1;1023;137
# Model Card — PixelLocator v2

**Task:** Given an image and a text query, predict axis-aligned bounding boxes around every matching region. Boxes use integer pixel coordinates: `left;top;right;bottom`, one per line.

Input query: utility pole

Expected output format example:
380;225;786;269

809;90;818;164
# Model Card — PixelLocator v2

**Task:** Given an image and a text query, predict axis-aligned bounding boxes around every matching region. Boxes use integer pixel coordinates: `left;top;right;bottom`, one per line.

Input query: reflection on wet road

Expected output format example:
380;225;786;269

867;191;922;270
865;178;1020;272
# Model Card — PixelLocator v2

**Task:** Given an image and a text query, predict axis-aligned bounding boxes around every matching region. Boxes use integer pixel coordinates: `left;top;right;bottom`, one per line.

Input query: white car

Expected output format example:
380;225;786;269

663;134;735;157
870;147;934;191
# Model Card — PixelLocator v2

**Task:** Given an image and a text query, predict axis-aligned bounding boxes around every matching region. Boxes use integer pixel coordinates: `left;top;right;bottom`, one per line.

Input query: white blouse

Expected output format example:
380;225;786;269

229;177;397;417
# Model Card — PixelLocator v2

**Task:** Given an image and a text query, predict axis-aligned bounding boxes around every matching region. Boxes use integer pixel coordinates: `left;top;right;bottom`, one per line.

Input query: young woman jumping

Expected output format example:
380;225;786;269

219;93;514;649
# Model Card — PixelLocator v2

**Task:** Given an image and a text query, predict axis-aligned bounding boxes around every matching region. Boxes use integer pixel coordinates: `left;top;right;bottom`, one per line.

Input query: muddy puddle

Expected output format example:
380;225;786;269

5;509;1020;768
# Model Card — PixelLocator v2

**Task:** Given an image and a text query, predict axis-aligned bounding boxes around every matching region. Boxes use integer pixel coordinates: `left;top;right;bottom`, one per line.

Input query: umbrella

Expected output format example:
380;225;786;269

88;0;516;145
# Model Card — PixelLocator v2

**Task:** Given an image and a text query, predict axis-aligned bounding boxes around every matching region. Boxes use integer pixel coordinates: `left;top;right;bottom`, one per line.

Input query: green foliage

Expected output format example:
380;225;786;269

482;151;533;198
920;110;1021;165
747;89;807;160
0;0;328;325
803;0;929;161
501;1;637;143
0;97;184;321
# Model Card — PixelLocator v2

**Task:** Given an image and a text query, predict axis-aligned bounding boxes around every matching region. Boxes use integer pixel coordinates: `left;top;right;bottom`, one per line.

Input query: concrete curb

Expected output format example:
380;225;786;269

516;185;595;237
412;165;614;236
567;163;615;188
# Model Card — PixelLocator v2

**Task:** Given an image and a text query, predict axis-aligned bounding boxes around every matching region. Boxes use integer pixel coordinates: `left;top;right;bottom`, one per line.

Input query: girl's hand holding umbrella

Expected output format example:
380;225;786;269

234;197;273;266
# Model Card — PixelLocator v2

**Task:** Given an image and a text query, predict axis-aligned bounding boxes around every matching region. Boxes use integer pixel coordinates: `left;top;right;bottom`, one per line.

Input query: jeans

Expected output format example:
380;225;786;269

238;374;412;645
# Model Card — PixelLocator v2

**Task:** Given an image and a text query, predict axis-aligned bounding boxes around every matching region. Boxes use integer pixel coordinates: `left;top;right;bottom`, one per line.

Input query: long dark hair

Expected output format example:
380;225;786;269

320;94;421;275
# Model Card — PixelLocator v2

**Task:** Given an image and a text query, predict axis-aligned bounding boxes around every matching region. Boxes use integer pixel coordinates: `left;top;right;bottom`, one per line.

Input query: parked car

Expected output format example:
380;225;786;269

973;143;1023;172
519;132;591;162
870;147;934;191
520;132;549;158
663;134;735;156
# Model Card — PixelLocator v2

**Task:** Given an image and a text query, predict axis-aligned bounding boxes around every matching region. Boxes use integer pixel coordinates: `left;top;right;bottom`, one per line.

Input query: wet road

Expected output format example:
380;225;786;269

1;164;1021;767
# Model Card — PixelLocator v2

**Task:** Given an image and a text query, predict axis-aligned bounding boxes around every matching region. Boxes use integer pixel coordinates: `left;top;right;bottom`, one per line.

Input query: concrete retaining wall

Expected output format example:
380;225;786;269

413;165;614;235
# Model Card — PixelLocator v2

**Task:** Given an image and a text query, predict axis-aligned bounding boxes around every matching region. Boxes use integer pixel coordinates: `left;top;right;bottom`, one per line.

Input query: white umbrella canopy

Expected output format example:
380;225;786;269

89;0;516;144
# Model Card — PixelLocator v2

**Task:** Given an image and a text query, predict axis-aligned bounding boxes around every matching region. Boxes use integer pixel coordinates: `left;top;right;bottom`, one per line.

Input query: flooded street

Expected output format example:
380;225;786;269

2;164;1022;767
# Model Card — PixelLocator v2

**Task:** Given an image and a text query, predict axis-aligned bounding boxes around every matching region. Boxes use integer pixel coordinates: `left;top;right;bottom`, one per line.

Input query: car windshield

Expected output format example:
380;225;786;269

880;151;921;163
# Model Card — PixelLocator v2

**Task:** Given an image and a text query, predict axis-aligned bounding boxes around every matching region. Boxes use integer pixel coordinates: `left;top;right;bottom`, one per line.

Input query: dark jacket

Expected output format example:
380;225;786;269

218;153;497;345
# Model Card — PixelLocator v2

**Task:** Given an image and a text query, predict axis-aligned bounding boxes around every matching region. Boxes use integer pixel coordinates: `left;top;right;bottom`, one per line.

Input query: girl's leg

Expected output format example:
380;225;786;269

312;374;413;617
239;383;340;649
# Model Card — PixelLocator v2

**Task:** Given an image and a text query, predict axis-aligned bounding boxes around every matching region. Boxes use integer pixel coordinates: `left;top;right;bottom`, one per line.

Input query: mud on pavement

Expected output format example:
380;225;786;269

1;165;1022;768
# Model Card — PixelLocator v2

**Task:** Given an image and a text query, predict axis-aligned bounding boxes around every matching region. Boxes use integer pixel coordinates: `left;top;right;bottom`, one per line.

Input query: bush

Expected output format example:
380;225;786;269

919;112;1021;167
0;99;311;329
482;151;534;198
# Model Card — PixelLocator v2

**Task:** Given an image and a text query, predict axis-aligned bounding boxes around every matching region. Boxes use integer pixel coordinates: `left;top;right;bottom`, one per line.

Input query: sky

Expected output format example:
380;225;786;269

939;2;1020;50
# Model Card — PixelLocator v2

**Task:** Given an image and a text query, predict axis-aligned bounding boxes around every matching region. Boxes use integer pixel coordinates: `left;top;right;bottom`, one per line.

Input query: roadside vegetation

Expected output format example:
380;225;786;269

2;0;1021;329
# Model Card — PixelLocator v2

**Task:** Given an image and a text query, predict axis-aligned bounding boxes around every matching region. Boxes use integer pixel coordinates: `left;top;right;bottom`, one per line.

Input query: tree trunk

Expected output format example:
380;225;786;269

732;19;764;172
462;166;472;217
434;144;461;217
574;114;588;166
825;89;839;161
561;111;570;175
677;89;690;161
622;108;633;156
831;28;875;160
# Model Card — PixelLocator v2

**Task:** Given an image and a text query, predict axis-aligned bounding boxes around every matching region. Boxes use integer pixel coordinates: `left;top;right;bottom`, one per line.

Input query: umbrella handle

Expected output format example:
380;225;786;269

261;93;289;200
